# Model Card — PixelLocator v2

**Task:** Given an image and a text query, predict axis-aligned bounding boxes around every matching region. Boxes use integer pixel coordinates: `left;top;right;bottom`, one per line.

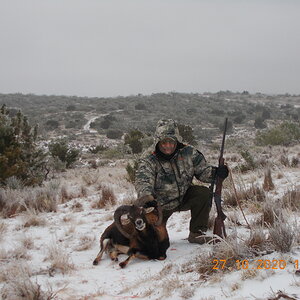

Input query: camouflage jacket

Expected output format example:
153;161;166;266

135;119;215;210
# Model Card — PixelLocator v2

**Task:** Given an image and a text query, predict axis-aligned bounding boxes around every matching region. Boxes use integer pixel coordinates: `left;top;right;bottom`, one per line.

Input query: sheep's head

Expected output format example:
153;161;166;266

114;202;162;239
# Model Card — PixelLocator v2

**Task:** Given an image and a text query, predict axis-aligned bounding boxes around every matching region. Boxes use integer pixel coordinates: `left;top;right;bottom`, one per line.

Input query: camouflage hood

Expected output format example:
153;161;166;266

154;119;183;147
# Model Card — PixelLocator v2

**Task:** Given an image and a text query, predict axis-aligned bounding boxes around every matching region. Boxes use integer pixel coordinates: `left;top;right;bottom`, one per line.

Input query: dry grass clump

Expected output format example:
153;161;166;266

80;186;88;197
182;235;252;278
0;268;57;300
268;290;298;300
91;185;116;209
260;200;282;226
211;235;251;269
291;156;299;167
224;183;266;207
0;221;7;240
246;226;268;251
21;235;35;250
74;235;95;251
30;187;58;212
23;210;47;228
46;244;75;275
60;185;72;203
282;186;300;211
0;262;32;283
82;173;99;186
180;286;195;299
0;188;24;217
268;220;294;253
101;185;116;206
263;168;275;191
0;245;31;261
231;282;241;291
0;181;60;218
226;211;242;226
280;154;290;167
160;276;185;298
240;269;258;281
71;201;84;212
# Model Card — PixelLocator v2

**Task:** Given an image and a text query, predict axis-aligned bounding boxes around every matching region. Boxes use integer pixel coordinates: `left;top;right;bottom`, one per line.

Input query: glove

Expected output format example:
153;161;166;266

135;195;156;207
215;165;229;179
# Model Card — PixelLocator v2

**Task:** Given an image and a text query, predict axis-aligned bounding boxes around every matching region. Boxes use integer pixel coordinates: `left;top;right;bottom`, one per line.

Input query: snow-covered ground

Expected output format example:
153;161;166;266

0;157;300;299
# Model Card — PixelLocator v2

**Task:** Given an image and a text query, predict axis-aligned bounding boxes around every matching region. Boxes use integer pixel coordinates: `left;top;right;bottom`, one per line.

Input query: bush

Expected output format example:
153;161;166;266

48;139;80;168
124;129;144;154
239;150;257;172
254;116;266;129
0;105;47;186
178;123;196;145
44;119;59;131
135;103;146;110
88;144;107;154
126;160;138;183
106;129;123;139
255;122;300;146
269;220;294;252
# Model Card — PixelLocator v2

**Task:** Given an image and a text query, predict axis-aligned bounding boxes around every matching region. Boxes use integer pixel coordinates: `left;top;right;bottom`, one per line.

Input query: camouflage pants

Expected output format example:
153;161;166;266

162;185;212;233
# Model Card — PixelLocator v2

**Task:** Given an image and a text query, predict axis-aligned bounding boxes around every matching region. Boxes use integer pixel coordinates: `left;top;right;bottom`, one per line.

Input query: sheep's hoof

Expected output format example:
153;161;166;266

93;259;99;265
119;262;126;268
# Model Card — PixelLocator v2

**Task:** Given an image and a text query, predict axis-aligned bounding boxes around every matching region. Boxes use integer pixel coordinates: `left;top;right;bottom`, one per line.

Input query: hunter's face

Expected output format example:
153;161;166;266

158;138;177;155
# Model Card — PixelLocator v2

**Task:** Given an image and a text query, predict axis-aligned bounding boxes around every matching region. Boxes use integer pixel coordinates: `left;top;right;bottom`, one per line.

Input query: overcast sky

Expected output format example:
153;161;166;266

0;0;299;97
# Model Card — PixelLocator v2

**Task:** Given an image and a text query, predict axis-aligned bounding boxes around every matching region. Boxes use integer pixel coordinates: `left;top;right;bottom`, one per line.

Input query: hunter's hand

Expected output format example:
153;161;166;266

135;195;156;207
216;165;229;179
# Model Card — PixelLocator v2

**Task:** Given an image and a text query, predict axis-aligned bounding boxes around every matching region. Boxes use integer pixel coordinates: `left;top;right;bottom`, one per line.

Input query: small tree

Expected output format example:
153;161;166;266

106;129;123;139
48;139;80;168
254;116;266;129
126;160;138;183
0;105;47;186
255;122;300;146
178;124;196;145
124;129;144;154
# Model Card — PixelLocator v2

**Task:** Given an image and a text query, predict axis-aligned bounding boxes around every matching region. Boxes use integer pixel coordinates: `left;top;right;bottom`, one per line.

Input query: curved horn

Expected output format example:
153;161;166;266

143;200;163;226
114;205;134;239
154;202;163;226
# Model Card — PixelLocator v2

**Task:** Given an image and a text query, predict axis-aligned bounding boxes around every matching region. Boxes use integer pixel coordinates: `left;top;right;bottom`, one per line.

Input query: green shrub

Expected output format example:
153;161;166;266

124;129;144;154
88;144;107;154
48;139;80;168
255;122;300;146
0;105;47;186
178;123;196;145
106;129;123;139
44;119;59;131
254;116;266;129
101;148;124;159
126;160;138;183
239;150;256;172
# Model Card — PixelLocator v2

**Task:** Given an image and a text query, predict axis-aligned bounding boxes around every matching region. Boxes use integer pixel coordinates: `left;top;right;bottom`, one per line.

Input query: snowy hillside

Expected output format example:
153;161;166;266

1;150;300;300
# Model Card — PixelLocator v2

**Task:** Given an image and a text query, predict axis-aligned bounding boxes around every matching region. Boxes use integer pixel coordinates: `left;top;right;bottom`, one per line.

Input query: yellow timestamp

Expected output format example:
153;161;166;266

212;259;299;270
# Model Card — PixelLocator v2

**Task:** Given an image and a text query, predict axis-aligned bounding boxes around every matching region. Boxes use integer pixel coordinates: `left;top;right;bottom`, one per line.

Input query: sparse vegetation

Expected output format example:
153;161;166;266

255;121;300;146
263;168;275;191
269;222;295;253
0;105;47;186
0;92;299;298
48;139;80;168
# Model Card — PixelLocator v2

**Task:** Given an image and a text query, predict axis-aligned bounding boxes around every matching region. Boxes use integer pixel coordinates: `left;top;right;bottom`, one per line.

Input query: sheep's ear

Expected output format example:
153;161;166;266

144;207;155;214
120;214;130;225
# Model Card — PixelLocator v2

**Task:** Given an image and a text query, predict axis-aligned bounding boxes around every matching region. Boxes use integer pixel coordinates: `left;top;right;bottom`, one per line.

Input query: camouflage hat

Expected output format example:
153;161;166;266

154;119;183;144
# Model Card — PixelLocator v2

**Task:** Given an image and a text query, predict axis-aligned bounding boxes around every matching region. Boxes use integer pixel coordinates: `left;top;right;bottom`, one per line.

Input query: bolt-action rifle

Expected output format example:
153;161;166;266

212;118;228;239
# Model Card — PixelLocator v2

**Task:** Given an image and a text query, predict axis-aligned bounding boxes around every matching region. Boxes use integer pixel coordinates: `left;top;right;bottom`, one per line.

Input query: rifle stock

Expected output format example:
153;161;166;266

213;118;228;238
